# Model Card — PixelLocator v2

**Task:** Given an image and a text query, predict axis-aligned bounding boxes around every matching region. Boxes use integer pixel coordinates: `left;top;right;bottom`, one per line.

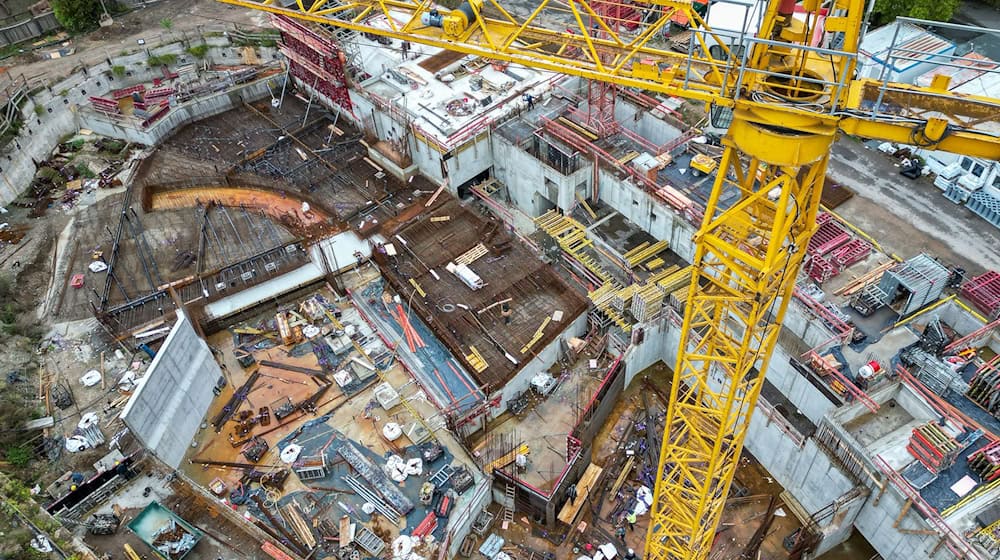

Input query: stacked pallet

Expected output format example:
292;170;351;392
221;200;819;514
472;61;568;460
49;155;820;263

969;440;1000;482
658;265;692;293
588;283;631;332
465;346;488;372
834;261;896;297
961;271;1000;319
535;210;616;286
611;285;635;312
455;243;488;265
520;317;552;354
631;283;665;322
966;355;1000;419
907;422;960;473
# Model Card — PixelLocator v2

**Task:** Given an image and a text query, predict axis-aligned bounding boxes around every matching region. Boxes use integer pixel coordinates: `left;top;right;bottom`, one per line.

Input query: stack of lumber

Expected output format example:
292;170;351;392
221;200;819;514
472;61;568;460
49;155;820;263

465;346;488;372
520;317;552;354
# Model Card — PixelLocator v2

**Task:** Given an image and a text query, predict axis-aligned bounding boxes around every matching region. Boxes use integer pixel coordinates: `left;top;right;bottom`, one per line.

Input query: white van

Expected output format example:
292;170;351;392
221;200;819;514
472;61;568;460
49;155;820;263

700;0;766;61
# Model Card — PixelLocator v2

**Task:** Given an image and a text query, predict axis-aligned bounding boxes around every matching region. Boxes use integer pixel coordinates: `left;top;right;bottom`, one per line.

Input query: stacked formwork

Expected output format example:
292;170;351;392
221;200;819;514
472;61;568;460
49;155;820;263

804;212;872;284
961;270;1000;318
272;15;353;114
967;189;1000;230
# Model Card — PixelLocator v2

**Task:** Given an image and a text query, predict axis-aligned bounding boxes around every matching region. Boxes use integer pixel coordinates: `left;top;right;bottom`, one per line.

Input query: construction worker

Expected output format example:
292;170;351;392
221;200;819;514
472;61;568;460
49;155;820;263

626;510;637;531
624;549;638;560
615;524;626;543
566;483;577;505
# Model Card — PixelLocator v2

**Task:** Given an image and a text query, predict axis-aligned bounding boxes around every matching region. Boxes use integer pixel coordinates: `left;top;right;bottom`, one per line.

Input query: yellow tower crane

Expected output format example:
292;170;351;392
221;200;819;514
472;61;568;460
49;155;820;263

215;0;1000;557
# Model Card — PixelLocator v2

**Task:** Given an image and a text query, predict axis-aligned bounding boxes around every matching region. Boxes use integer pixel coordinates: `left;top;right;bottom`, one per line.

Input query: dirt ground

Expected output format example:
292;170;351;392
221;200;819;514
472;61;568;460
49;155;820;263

6;0;267;83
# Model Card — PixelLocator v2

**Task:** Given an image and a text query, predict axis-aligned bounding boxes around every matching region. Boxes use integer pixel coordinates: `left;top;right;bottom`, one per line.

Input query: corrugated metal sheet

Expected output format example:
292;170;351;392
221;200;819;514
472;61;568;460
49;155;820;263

915;52;999;89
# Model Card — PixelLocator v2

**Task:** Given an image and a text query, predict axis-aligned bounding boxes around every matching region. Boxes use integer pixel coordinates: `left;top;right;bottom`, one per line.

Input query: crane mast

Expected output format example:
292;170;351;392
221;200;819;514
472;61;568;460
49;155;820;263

217;0;1000;557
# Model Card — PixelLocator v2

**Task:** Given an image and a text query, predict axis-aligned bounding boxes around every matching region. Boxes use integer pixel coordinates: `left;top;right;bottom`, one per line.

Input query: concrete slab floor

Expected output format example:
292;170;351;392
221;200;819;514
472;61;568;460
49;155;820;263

843;399;915;446
478;349;613;493
481;361;799;559
840;325;918;373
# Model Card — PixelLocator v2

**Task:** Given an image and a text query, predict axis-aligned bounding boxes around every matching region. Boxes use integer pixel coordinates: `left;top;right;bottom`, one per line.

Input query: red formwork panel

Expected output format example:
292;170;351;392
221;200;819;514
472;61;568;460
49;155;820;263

808;254;838;284
111;84;146;99
830;238;872;269
961;271;1000;318
808;220;851;256
89;97;120;114
816;211;834;225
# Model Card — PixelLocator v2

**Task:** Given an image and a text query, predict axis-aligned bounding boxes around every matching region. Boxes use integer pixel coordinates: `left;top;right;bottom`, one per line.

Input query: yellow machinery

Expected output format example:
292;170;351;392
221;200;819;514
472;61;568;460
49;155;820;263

688;153;718;177
215;0;1000;557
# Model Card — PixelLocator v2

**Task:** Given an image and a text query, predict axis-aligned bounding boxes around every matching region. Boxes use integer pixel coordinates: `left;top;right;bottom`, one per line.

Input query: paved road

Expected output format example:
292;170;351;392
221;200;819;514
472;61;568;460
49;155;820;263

827;139;1000;276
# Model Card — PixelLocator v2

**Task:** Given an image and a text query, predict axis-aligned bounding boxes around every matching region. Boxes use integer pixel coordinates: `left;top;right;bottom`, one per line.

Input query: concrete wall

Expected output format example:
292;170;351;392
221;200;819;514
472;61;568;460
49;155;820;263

492;134;591;216
767;343;839;424
309;230;372;274
853;486;963;560
121;312;221;469
596;168;697;262
80;77;279;146
0;38;277;205
623;314;677;385
446;476;491;558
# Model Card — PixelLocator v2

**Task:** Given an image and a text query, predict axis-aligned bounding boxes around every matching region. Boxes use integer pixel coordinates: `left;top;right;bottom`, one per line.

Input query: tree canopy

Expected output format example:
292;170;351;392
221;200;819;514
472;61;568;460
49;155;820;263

872;0;962;26
49;0;102;33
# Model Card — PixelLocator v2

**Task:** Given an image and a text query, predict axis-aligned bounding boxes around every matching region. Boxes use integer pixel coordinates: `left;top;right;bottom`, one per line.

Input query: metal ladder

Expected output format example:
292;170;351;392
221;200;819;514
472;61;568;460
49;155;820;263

503;483;516;524
430;464;456;486
354;525;385;556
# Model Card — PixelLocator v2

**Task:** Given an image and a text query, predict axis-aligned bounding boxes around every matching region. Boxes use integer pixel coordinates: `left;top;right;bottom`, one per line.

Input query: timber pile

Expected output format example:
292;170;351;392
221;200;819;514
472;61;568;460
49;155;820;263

834;261;895;296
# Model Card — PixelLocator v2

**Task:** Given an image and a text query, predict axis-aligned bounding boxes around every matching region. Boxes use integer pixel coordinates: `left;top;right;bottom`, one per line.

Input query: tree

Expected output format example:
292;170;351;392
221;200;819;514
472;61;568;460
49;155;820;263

872;0;961;26
49;0;102;33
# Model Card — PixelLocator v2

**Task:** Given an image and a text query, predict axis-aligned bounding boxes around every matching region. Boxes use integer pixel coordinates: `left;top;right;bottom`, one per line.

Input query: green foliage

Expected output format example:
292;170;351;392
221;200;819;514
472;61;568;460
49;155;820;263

259;39;277;48
147;53;178;67
33;105;44;116
75;164;96;179
111;65;126;77
186;44;209;58
160;18;172;30
49;0;102;33
872;0;961;25
58;89;68;97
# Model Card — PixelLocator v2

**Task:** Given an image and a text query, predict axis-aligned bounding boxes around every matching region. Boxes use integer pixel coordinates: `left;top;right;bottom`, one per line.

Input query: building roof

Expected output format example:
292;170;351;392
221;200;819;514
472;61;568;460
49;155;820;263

352;11;560;149
861;21;955;74
915;51;1000;89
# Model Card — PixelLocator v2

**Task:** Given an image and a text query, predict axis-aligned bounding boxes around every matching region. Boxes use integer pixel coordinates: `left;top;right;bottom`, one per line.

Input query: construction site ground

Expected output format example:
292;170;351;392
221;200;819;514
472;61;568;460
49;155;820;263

828;139;1000;275
82;466;271;560
474;342;614;494
4;0;266;82
486;360;801;560
183;278;480;555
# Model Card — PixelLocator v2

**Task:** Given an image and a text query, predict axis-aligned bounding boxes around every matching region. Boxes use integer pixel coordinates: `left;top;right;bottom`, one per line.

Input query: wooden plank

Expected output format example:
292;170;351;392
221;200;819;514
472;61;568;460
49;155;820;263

425;183;447;207
484;444;529;474
557;463;603;525
339;516;352;545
